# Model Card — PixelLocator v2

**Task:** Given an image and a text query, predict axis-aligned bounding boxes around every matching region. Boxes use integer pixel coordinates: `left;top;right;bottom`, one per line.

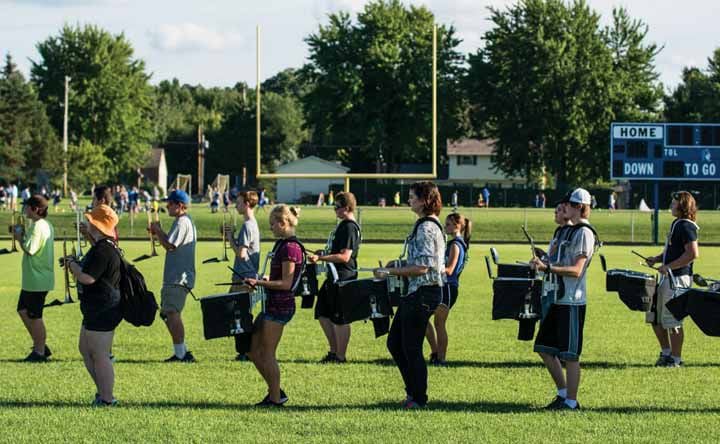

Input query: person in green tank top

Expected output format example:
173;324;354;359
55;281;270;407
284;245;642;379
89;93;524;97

14;194;55;362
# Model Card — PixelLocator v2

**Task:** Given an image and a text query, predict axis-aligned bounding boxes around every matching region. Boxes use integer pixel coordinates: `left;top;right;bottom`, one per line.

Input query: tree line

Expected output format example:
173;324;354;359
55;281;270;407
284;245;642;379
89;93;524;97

2;0;720;191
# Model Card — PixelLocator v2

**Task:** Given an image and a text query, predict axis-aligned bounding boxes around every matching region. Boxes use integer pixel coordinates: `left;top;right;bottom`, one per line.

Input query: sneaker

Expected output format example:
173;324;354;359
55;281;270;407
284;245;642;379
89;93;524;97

319;352;337;363
279;389;289;404
654;353;672;367
44;345;52;358
235;353;249;362
543;396;566;410
334;356;347;364
255;396;284;407
665;358;684;368
92;398;118;407
181;351;197;363
23;351;48;363
557;401;581;411
402;399;424;409
164;354;182;362
428;352;439;365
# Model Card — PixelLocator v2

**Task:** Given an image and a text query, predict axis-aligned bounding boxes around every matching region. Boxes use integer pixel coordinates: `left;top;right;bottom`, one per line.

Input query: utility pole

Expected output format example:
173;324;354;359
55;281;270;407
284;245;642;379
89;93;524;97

63;76;70;197
197;125;209;196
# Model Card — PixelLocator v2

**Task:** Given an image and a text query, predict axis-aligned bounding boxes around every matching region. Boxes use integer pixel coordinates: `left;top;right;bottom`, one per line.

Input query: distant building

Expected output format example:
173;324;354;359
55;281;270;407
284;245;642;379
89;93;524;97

446;138;525;187
275;156;349;203
140;148;168;194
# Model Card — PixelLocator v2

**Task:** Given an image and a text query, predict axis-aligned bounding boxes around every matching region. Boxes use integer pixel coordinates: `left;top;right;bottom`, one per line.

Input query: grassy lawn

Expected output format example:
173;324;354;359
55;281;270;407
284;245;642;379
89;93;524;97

2;205;720;243
0;241;719;443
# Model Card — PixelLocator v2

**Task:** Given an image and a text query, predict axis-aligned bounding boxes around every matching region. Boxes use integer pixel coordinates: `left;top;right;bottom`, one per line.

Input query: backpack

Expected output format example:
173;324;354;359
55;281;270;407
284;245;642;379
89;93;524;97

105;240;158;327
271;236;318;306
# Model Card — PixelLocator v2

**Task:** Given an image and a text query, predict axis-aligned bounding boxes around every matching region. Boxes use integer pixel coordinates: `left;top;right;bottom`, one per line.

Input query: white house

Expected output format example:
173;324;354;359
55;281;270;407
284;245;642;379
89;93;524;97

140;148;168;193
275;156;349;203
446;138;525;187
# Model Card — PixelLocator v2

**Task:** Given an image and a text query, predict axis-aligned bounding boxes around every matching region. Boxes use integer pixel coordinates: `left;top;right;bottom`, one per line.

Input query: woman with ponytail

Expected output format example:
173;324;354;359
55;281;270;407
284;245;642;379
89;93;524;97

426;213;471;366
15;194;55;362
244;205;304;407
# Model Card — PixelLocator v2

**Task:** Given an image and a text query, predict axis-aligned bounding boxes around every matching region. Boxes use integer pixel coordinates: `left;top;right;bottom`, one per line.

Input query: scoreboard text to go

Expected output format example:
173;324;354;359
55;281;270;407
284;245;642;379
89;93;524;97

611;122;720;181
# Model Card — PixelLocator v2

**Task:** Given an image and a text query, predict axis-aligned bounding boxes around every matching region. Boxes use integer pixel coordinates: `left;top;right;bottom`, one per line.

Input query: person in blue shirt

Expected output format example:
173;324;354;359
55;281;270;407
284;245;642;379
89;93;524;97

426;213;471;366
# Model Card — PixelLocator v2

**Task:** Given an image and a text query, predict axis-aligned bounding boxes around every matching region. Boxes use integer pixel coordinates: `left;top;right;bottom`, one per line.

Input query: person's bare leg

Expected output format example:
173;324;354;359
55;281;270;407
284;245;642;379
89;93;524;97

164;311;185;346
425;321;438;355
86;330;115;402
259;321;285;402
565;361;581;401
433;306;450;361
79;327;97;384
539;352;566;390
18;310;45;354
334;324;351;360
653;325;670;350
318;317;337;354
669;327;684;358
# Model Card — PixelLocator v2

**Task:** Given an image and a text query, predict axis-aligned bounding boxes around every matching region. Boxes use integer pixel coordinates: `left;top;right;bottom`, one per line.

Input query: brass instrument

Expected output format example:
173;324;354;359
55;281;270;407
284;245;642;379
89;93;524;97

75;209;88;257
1;210;21;254
45;232;78;308
133;209;160;262
203;212;233;264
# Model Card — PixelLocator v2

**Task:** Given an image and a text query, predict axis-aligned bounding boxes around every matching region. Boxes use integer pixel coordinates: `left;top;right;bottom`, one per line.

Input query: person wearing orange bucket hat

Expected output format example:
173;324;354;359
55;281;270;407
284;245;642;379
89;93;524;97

65;205;122;406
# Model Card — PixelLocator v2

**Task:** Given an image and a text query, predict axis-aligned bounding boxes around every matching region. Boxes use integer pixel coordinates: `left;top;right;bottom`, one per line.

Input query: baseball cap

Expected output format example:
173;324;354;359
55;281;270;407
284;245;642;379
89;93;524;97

559;188;592;205
85;205;119;238
166;190;190;205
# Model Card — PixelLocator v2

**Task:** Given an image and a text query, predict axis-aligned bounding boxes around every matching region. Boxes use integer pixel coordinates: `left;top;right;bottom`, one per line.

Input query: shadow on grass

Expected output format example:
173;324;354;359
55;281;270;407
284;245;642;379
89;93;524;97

2;398;719;414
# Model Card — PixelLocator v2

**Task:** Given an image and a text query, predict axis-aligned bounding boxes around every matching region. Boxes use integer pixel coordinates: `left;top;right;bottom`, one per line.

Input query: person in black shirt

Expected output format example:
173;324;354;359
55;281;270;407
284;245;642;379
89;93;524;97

65;205;122;406
308;192;361;363
645;191;699;367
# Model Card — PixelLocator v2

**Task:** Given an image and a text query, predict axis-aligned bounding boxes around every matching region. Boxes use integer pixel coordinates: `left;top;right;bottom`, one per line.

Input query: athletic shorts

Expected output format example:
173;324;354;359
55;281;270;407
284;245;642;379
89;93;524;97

314;280;337;320
440;283;459;309
161;285;190;314
646;274;691;329
82;307;122;332
17;290;49;319
533;304;586;362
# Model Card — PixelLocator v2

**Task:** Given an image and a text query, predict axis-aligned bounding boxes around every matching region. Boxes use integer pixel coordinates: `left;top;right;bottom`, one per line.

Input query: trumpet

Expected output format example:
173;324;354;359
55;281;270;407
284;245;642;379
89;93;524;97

133;209;160;262
203;212;233;264
46;235;77;308
75;209;88;257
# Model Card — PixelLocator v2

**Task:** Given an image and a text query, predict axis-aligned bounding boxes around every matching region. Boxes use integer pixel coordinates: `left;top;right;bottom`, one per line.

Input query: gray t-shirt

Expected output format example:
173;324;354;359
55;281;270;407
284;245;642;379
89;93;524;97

163;214;197;288
555;223;595;306
407;218;446;294
233;218;260;279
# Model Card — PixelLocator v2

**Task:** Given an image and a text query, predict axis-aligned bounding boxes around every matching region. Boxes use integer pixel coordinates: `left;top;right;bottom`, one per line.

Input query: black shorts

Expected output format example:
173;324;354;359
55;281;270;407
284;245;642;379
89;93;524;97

440;284;459;309
17;290;49;319
533;304;586;362
82;307;123;332
314;280;338;321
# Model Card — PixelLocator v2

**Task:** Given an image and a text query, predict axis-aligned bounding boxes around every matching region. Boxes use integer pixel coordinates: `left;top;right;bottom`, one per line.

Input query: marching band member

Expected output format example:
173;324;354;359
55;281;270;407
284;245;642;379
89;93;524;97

308;192;361;364
374;182;445;409
150;190;198;363
15;195;54;362
224;190;261;361
530;188;596;411
244;205;304;407
425;212;471;366
644;191;699;367
66;205;121;406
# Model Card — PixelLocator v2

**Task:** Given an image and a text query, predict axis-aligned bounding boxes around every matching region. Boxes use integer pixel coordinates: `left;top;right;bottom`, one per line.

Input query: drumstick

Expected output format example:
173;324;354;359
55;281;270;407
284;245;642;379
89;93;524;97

631;250;650;261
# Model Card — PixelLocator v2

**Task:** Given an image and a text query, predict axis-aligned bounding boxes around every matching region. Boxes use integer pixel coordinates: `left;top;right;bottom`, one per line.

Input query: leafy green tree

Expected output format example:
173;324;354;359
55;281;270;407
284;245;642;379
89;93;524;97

664;48;720;122
30;24;154;180
302;0;467;172
0;53;59;183
66;140;111;190
467;0;661;186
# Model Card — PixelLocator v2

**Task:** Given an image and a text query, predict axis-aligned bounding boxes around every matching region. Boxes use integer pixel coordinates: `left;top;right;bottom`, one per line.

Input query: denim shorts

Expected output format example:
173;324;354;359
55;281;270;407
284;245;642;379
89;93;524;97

258;310;294;325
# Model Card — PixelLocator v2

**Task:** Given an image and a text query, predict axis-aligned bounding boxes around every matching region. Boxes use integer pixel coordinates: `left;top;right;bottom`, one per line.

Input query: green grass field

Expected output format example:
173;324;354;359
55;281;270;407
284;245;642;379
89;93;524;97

1;240;719;443
2;205;720;243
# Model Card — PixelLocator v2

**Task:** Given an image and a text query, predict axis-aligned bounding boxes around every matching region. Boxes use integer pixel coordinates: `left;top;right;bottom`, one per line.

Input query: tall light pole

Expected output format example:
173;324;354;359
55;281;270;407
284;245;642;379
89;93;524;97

63;76;70;197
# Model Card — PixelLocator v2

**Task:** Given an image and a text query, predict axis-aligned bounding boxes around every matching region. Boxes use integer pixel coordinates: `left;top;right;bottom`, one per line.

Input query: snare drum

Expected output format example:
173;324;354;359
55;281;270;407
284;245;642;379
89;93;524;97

491;277;542;321
666;288;720;337
606;269;655;312
336;278;393;324
386;259;409;306
199;291;253;340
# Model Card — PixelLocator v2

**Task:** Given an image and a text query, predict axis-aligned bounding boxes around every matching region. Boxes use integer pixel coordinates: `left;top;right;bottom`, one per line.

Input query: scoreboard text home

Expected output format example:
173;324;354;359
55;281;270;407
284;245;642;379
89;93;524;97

611;123;720;181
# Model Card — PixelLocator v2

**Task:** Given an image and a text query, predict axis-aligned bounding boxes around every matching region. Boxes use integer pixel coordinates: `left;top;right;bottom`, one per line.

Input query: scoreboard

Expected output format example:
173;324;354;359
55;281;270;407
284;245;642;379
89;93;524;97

610;122;720;181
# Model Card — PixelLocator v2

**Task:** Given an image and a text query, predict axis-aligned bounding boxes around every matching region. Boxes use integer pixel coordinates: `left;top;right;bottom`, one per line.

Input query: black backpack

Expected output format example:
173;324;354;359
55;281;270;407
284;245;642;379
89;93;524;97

271;237;318;306
106;241;158;327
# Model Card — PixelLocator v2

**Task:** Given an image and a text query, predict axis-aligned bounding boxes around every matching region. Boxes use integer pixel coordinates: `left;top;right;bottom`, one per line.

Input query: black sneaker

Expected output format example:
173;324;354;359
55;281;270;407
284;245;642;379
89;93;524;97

164;355;182;362
23;351;48;363
319;352;337;363
235;353;249;362
543;396;566;410
44;345;52;358
429;353;439;365
255;396;284;407
181;351;197;363
655;353;672;367
334;356;347;364
92;398;118;407
665;358;684;368
557;401;581;411
279;389;289;404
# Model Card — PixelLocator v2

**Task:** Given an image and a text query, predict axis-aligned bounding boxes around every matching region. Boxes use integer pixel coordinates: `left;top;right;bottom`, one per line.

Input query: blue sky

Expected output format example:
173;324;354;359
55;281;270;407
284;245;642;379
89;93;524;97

1;0;717;91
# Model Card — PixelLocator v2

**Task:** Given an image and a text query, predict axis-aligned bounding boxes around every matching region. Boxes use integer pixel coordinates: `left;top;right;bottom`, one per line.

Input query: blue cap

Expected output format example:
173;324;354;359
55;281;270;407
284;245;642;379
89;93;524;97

167;190;190;205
